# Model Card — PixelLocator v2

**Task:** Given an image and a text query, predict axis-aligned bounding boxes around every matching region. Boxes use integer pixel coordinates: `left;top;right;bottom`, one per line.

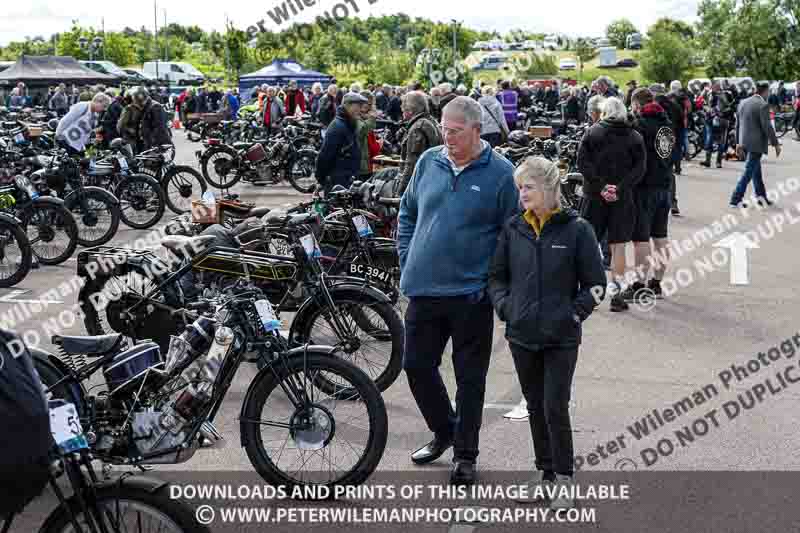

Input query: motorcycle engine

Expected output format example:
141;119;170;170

256;162;274;182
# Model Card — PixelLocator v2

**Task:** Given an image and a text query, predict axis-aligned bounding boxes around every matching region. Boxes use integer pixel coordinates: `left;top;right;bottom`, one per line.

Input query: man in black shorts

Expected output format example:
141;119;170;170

623;88;675;301
577;96;646;312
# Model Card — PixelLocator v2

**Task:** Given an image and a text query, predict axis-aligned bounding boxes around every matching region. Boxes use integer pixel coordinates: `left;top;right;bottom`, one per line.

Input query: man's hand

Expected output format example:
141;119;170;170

775;144;782;158
736;144;745;159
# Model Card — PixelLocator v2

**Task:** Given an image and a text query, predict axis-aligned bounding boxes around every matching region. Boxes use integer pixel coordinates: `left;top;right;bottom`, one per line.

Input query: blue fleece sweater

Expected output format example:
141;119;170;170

397;142;519;297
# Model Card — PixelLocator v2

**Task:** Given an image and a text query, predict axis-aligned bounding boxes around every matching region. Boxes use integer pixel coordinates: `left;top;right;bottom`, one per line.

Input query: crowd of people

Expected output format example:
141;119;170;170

310;72;793;504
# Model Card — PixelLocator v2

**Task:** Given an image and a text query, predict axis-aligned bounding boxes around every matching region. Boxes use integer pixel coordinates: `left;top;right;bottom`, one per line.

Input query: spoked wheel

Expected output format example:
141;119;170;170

0;218;31;288
284;151;318;193
40;484;210;533
201;146;242;189
298;298;403;393
64;190;120;247
115;175;166;230
21;202;79;265
242;353;387;491
162;166;207;214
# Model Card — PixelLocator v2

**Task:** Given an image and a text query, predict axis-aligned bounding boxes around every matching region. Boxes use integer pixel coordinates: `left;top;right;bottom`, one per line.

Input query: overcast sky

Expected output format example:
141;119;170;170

1;0;699;46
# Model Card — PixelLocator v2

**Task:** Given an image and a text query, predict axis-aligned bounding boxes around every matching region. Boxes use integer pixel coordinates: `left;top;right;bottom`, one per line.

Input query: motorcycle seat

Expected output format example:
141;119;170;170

52;333;123;357
161;234;217;256
249;206;271;217
233;142;251;150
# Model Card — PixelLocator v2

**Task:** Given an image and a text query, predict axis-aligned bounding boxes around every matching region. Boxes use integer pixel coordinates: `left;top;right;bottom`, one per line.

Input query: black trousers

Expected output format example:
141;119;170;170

509;343;579;476
403;292;494;463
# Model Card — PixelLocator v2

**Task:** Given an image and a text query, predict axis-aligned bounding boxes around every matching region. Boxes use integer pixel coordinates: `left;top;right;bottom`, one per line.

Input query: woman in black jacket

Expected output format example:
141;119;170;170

488;156;606;509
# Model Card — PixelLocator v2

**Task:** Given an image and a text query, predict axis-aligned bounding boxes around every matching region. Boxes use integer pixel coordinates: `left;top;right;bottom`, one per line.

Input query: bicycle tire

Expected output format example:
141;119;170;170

20;201;79;266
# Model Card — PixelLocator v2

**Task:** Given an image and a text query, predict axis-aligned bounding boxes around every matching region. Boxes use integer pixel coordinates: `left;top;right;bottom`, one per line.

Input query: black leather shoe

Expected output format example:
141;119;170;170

450;461;476;486
411;437;453;465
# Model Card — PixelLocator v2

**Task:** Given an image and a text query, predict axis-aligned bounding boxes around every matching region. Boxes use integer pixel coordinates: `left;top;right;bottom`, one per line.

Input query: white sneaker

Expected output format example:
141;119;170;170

549;474;576;509
515;471;553;503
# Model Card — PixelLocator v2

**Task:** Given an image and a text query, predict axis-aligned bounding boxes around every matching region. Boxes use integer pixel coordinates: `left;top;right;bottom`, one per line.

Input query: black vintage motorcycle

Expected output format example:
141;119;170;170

77;212;404;392
198;127;318;193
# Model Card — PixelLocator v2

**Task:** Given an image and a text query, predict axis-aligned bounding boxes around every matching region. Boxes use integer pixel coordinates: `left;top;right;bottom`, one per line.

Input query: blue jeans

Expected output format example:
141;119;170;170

704;123;727;156
731;152;766;204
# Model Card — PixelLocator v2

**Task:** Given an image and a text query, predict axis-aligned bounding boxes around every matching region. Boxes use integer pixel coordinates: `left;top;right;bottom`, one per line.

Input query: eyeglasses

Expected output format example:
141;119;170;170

440;124;466;137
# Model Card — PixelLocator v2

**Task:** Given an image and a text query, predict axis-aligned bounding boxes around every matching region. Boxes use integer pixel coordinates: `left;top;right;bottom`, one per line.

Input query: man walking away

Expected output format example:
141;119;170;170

398;96;519;486
623;88;675;302
730;82;781;208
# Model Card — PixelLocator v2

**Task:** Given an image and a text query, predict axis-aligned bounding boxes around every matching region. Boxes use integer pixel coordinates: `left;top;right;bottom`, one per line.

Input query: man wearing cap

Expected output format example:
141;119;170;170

315;92;366;194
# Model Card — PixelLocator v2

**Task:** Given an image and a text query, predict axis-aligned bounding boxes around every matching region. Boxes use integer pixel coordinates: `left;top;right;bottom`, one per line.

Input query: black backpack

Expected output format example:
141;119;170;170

0;329;54;518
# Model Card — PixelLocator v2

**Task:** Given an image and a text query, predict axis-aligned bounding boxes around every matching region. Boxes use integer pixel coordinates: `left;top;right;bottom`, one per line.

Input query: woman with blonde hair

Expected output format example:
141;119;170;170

488;156;606;509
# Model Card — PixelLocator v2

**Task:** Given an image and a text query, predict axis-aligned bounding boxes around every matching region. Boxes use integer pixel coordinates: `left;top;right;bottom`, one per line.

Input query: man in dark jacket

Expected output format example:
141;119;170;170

315;92;366;193
396;91;443;195
100;93;124;148
577;96;646;312
623;88;675;302
701;81;733;168
388;88;403;122
136;89;172;151
317;84;338;128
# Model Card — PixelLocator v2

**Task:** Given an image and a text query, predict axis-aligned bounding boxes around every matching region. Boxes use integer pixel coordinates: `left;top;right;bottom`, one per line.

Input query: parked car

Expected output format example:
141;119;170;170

122;68;155;83
616;58;638;68
559;58;577;70
143;61;206;85
472;54;509;71
626;33;643;50
80;60;131;82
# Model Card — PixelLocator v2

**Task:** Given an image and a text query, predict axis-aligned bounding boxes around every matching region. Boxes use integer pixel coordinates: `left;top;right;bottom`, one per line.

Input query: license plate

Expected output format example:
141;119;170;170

118;156;128;170
348;263;392;284
49;401;88;453
255;299;280;332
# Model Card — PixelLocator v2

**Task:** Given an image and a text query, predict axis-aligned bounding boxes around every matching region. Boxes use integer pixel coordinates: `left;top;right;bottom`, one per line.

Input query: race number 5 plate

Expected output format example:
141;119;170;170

352;215;373;237
50;402;88;453
349;263;392;284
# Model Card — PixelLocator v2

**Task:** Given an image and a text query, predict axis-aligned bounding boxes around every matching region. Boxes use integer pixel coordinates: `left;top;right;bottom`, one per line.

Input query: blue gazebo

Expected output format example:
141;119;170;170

238;59;332;99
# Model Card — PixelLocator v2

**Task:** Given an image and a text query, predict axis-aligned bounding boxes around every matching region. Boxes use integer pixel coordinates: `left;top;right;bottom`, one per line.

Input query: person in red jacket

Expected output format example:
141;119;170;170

285;80;306;116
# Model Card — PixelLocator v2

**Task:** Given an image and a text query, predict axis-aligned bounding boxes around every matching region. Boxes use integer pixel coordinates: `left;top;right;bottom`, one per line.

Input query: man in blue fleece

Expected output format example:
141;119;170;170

398;96;519;485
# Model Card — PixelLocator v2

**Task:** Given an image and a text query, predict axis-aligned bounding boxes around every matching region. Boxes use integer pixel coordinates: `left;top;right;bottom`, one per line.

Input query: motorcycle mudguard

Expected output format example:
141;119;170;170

287;282;393;345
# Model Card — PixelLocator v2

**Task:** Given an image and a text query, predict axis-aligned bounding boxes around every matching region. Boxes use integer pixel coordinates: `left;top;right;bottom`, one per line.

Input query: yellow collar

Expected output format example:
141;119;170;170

523;208;561;237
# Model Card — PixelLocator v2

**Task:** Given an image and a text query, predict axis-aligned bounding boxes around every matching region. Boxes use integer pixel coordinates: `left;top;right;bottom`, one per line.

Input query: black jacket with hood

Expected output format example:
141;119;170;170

577;117;647;196
632;102;675;190
488;209;607;351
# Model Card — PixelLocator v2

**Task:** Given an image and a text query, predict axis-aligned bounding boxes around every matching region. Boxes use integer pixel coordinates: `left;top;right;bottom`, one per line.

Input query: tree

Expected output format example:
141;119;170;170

648;17;695;40
639;29;693;84
224;24;249;81
574;38;597;79
103;33;136;67
606;18;638;49
510;53;559;78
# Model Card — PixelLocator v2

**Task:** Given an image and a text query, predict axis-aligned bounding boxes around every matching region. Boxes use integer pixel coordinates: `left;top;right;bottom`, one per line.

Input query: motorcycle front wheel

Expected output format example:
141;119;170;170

242;352;388;491
20;201;79;265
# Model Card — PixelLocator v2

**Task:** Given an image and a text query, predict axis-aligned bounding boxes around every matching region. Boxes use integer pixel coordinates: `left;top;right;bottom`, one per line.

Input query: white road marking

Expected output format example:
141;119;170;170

0;289;63;305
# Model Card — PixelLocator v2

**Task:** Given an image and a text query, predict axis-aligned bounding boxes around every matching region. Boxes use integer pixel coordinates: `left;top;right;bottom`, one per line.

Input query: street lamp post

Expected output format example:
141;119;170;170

78;36;103;61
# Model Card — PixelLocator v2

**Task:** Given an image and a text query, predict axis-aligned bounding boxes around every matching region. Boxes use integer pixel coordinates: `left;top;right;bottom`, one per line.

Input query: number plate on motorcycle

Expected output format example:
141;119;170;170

50;402;88;453
118;156;128;170
352;215;373;237
255;299;280;332
348;263;392;284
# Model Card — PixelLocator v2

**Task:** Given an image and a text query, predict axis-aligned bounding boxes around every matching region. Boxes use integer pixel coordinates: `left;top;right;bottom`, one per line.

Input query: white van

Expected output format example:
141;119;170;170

142;61;205;85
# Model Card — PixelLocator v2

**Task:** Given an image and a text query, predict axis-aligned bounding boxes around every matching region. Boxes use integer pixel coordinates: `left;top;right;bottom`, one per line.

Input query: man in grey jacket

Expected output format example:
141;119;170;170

730;81;781;208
